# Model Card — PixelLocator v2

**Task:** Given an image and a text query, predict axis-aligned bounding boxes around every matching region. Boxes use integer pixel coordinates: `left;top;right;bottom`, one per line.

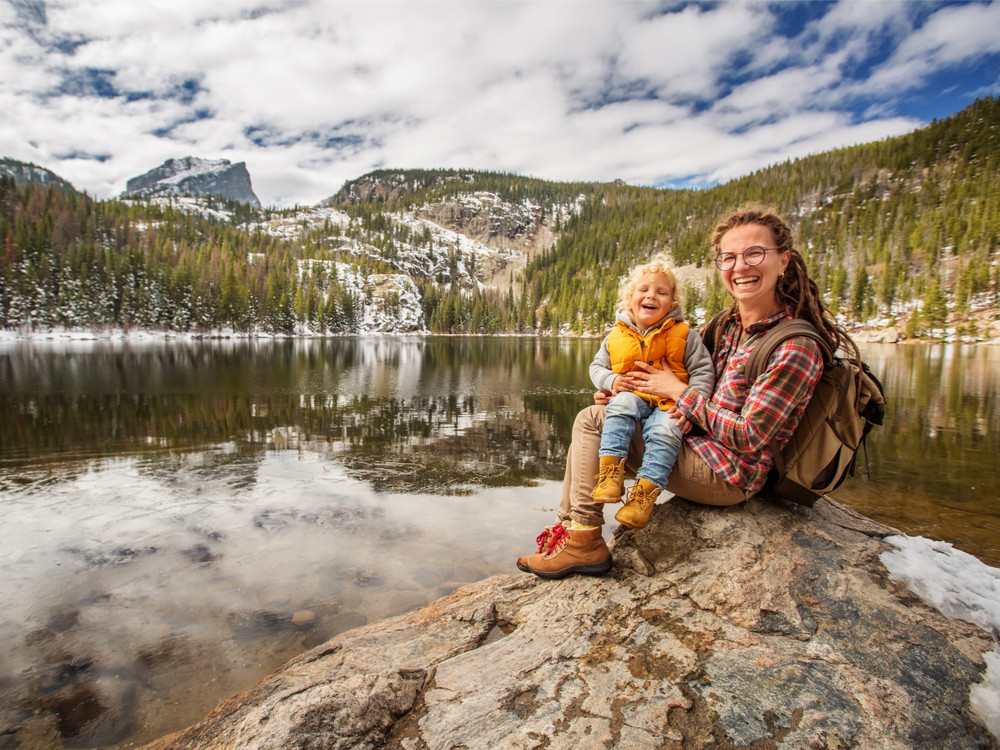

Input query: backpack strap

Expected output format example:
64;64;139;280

744;319;855;436
742;318;833;382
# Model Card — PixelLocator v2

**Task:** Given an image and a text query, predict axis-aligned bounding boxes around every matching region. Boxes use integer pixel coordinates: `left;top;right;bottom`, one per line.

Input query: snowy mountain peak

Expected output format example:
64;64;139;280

123;157;261;208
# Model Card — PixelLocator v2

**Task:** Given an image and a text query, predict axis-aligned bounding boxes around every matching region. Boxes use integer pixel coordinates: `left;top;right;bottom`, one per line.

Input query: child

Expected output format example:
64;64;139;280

588;253;715;529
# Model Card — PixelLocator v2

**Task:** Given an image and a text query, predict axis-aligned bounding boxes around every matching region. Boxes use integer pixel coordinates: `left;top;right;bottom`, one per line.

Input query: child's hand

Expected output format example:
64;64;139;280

668;407;693;434
610;375;630;395
593;389;613;405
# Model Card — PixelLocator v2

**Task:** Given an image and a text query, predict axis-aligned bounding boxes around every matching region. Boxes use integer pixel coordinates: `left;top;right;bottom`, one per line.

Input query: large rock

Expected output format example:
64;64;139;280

142;497;997;749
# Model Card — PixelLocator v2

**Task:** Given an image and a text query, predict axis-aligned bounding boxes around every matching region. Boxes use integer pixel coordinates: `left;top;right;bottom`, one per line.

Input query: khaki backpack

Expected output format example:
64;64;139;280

705;313;887;506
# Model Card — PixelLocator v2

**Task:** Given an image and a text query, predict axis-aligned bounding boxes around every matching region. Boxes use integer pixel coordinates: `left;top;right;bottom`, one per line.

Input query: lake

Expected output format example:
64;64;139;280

1;336;998;748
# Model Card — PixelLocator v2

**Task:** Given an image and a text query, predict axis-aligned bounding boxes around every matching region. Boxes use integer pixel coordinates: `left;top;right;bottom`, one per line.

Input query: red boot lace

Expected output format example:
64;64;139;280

535;523;568;554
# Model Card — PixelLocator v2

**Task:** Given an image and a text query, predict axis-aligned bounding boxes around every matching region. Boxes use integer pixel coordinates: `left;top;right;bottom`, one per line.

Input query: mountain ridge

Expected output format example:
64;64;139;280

1;96;997;340
0;157;76;193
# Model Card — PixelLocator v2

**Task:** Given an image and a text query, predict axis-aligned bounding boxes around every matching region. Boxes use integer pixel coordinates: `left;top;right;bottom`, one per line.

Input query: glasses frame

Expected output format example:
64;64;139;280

714;246;778;271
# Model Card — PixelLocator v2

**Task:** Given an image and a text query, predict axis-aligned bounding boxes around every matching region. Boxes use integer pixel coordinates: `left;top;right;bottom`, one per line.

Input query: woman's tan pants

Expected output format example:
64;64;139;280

558;405;749;527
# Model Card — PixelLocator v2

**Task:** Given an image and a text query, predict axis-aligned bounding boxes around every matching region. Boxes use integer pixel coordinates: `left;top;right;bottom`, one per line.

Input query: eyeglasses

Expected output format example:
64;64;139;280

714;246;778;271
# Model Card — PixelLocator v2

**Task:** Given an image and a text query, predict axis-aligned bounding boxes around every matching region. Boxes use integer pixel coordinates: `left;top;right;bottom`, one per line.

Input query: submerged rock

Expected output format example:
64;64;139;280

142;497;997;749
291;610;317;631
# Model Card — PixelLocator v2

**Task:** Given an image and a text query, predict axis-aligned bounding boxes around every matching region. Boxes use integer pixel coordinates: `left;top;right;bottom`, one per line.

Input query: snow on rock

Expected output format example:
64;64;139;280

262;206;352;240
128;195;238;224
268;199;524;294
338;266;425;333
0;158;75;192
881;535;1000;740
297;260;425;334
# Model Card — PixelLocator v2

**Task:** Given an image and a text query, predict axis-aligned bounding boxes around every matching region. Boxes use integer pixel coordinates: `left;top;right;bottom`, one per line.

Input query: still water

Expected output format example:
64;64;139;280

0;336;998;748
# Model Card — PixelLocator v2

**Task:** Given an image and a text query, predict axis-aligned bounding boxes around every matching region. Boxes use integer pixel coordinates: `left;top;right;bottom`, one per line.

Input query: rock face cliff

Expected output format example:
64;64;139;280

142;497;997;750
123;157;261;207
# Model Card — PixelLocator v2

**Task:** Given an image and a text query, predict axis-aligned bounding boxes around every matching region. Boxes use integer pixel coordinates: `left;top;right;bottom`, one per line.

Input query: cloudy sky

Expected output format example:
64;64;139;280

2;0;999;207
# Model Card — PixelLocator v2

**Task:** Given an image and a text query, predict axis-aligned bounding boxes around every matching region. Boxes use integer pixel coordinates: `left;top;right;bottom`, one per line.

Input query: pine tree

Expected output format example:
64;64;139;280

922;279;948;336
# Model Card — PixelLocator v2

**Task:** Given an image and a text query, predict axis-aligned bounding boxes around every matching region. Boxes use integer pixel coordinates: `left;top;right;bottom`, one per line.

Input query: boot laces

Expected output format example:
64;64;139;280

535;523;568;554
628;484;656;510
595;460;622;486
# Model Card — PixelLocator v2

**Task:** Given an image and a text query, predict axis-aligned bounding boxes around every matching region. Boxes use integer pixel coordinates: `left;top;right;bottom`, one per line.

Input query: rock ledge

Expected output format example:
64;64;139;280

143;497;997;750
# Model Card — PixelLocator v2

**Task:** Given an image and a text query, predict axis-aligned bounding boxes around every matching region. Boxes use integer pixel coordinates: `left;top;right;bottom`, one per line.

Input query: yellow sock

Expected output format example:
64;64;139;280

566;519;598;530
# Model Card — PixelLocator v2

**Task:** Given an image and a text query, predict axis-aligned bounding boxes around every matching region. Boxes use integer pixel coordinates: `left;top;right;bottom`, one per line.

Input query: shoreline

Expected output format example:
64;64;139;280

2;321;1000;346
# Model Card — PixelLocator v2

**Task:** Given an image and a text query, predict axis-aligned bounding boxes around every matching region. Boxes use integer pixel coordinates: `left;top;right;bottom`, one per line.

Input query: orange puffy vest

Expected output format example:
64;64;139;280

607;318;690;410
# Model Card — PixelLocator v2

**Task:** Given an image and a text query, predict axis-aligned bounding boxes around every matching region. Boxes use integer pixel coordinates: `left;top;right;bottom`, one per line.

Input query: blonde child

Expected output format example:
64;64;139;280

588;254;715;529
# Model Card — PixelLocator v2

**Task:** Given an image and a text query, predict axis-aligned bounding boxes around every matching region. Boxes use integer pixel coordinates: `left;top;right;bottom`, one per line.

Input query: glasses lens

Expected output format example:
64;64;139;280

715;253;735;270
744;248;766;265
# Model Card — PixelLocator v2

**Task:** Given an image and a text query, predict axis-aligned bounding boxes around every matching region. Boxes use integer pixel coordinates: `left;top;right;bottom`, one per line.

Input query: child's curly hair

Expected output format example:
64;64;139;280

616;253;683;316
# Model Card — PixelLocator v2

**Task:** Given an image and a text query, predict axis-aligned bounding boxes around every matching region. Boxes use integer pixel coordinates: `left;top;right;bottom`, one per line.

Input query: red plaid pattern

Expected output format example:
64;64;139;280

677;310;824;494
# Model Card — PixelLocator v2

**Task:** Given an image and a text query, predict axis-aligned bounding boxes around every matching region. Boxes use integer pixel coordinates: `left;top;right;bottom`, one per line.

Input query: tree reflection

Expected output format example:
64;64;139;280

0;338;594;492
3;338;998;562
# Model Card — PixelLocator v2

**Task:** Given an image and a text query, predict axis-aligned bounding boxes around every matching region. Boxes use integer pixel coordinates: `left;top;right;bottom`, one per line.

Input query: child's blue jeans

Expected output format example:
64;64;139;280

599;391;683;489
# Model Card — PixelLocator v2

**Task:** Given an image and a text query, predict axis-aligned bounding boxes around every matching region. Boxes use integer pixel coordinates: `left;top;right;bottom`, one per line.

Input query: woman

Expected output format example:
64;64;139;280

517;204;855;579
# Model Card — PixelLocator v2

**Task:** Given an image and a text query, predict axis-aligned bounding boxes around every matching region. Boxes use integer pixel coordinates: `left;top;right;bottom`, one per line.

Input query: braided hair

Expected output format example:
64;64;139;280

711;204;857;359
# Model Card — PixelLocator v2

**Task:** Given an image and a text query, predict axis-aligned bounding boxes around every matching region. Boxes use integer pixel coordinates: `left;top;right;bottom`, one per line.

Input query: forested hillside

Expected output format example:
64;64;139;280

1;97;997;338
524;96;1000;336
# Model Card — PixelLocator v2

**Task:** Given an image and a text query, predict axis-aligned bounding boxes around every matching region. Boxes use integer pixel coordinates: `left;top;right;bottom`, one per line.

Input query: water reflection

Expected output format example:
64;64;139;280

0;448;561;747
0;337;593;491
1;337;596;748
1;337;998;749
835;343;1000;568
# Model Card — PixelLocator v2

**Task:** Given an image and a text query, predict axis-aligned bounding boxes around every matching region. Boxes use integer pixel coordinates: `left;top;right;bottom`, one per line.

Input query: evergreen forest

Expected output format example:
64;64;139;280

1;96;998;338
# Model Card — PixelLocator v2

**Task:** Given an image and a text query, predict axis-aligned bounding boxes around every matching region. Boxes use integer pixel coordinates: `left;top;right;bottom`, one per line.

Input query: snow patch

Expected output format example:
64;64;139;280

880;535;1000;740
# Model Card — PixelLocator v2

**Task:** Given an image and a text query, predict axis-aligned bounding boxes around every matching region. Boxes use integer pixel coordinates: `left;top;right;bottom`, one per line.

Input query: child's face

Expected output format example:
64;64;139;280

629;272;675;329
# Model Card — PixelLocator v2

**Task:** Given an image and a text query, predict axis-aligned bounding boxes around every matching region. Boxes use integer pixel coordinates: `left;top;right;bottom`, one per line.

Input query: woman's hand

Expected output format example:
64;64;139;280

626;361;687;402
593;389;612;405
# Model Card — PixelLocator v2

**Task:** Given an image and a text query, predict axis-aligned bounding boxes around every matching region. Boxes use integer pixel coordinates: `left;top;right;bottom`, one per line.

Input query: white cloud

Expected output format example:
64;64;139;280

617;3;766;100
0;0;997;206
868;0;1000;91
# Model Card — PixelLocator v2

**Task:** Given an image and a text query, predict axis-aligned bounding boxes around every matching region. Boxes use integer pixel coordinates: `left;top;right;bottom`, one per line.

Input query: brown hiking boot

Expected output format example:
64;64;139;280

614;478;662;530
516;524;611;579
592;455;626;503
516;524;560;572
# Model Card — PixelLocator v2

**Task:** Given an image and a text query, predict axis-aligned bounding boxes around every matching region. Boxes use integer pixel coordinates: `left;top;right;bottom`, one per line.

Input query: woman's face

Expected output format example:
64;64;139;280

717;223;789;312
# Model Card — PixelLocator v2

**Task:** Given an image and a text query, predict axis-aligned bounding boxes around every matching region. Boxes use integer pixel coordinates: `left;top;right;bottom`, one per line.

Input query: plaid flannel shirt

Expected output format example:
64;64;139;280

676;310;824;494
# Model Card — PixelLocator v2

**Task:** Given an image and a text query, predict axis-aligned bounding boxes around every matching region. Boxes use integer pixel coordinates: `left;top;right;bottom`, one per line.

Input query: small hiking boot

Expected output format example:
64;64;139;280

614;478;662;530
516;524;612;579
592;455;626;503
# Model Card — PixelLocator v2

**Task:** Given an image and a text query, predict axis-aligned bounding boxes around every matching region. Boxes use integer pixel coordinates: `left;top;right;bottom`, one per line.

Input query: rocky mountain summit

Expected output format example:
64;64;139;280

123;156;261;207
142;497;997;750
